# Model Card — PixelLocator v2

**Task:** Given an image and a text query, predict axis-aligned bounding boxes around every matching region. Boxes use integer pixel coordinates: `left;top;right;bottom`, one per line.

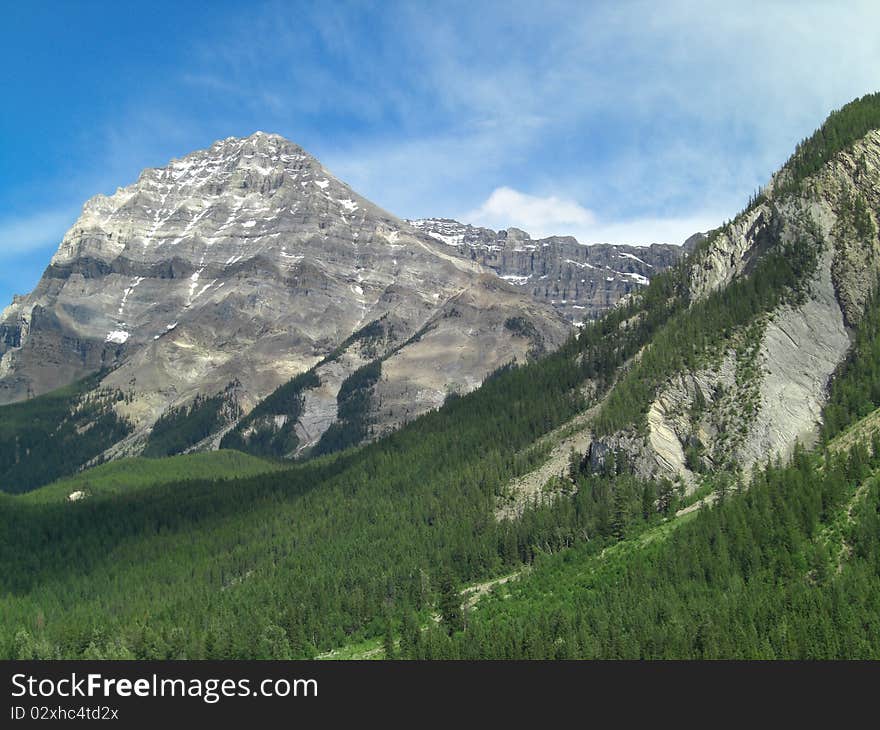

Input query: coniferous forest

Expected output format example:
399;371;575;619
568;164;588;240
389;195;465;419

0;229;878;659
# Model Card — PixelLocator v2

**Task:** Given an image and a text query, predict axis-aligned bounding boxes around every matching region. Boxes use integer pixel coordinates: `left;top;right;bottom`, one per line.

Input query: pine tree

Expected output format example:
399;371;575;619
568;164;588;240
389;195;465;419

383;616;396;660
437;572;464;635
568;448;584;482
715;473;730;505
399;608;420;658
611;487;628;541
642;482;655;521
657;478;676;515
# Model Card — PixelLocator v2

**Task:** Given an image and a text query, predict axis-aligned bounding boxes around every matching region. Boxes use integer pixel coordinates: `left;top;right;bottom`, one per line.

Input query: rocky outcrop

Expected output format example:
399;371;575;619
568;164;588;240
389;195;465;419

588;129;880;485
638;241;848;486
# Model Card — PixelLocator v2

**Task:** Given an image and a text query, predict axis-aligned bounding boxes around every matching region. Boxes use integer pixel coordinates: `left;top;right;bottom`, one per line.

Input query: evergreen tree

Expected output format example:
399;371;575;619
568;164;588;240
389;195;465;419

642;482;655;521
383;616;396;660
657;478;676;515
568;448;582;482
437;572;464;635
611;486;628;541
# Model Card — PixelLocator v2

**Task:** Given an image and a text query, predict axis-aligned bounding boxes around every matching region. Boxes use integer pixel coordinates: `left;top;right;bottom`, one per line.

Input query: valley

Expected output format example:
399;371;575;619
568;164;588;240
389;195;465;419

2;93;880;660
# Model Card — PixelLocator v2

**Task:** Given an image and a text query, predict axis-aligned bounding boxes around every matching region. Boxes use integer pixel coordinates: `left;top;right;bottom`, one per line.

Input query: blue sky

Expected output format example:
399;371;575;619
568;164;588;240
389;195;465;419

2;0;879;308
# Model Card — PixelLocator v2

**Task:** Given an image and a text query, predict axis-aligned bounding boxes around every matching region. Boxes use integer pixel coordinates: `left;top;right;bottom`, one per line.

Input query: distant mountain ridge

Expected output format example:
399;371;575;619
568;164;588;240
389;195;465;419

409;217;692;323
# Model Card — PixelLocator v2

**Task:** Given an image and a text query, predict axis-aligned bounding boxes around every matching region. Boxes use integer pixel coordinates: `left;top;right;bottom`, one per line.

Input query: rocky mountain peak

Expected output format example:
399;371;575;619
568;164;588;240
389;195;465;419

504;227;532;242
0;134;574;466
55;132;380;270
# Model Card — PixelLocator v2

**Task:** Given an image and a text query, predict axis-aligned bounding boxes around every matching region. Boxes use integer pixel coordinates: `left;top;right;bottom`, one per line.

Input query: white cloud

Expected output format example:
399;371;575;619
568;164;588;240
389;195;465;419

466;187;721;245
466;187;596;235
0;209;75;255
577;214;721;247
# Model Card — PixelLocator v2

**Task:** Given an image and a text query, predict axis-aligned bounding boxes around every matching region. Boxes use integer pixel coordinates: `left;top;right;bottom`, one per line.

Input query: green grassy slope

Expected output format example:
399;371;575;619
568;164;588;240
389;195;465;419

18;450;285;505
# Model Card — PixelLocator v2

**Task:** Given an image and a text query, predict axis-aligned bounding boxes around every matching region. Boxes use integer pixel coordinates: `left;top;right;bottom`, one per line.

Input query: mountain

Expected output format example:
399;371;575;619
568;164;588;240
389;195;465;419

408;217;688;323
0;133;571;480
582;93;880;489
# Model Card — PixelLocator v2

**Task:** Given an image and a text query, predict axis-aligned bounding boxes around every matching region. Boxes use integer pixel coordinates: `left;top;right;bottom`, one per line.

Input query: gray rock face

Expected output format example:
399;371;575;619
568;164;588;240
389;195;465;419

591;130;880;485
0;133;571;455
408;218;687;323
636;238;849;488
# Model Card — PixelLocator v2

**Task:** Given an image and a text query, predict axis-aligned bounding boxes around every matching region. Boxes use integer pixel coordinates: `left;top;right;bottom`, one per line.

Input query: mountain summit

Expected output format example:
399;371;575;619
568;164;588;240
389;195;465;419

0;133;575;468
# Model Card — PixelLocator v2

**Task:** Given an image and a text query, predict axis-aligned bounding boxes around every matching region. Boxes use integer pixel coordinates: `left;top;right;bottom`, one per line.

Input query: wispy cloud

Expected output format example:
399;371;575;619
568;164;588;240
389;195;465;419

0;208;77;255
279;1;880;233
4;0;880;278
466;186;719;245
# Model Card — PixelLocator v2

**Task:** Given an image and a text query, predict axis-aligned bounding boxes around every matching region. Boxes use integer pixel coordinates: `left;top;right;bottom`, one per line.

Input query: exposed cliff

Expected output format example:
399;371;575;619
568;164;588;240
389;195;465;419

408;218;687;323
588;125;880;487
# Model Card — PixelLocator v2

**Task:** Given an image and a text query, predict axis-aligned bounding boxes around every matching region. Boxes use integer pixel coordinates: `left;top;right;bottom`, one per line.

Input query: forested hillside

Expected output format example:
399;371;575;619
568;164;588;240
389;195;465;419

779;91;880;193
0;256;701;657
0;338;593;658
400;284;880;658
407;438;880;658
0;371;131;494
